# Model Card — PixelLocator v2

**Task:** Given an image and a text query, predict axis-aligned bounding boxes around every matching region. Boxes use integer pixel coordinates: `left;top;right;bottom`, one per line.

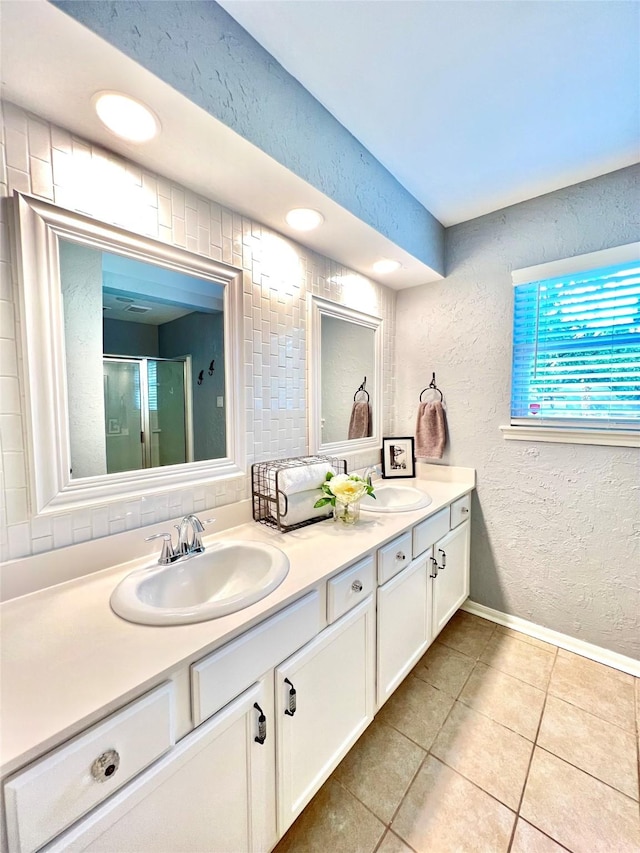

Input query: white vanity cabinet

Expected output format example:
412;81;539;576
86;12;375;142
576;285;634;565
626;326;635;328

430;520;470;641
376;553;431;707
377;493;472;708
43;678;275;853
275;596;375;834
2;483;474;853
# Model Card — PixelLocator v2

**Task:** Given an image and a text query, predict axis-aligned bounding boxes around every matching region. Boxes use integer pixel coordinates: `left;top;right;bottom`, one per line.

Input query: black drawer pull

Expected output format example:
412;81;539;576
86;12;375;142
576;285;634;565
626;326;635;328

284;677;297;716
254;702;267;744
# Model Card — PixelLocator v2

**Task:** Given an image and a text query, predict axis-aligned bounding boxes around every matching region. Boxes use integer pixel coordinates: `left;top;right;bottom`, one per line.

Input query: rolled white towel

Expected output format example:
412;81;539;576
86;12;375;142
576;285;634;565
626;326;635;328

278;488;331;527
277;462;333;496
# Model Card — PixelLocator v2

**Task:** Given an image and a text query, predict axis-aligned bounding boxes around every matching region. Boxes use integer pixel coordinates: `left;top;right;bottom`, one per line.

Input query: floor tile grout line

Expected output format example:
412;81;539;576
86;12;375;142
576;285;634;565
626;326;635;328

533;744;640;806
515;818;574;853
423;752;518;821
506;685;553;852
475;652;555;692
384;750;430;852
545;688;640;738
329;776;389;840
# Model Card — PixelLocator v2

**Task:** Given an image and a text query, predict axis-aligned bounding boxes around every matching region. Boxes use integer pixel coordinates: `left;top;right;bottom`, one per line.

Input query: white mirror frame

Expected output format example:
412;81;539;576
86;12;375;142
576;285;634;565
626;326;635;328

308;295;383;455
12;193;245;516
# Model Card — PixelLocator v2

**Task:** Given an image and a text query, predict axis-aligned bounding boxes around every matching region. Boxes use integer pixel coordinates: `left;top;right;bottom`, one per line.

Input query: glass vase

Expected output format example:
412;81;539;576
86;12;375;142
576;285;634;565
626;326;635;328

333;498;361;525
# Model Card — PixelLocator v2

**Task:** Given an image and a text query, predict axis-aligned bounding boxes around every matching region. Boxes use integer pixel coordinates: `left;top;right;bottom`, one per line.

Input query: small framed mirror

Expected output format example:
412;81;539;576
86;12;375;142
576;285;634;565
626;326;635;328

13;193;245;516
308;296;383;455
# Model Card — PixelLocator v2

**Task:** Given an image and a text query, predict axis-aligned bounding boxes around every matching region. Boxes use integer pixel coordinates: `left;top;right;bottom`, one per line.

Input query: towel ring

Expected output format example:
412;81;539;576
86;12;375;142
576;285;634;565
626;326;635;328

354;377;370;402
420;373;443;402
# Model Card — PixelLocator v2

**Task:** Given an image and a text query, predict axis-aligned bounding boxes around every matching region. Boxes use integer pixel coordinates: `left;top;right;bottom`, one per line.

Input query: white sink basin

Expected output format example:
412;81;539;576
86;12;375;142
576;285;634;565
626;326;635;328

110;541;290;626
361;484;432;513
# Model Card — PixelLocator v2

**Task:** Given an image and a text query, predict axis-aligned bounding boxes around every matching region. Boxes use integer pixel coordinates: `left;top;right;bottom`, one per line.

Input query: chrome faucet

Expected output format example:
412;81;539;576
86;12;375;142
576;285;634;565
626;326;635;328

145;514;213;565
363;465;382;484
175;514;206;557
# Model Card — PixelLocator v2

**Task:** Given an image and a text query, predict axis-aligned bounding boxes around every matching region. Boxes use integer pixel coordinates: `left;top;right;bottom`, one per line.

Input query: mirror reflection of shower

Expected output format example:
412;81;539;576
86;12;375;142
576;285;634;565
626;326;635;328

103;356;191;474
59;240;226;479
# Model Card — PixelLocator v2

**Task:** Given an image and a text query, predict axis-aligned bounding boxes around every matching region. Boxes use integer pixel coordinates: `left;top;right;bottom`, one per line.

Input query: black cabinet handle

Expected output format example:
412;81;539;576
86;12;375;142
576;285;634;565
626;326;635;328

284;678;297;716
254;702;267;744
439;548;447;569
429;556;439;579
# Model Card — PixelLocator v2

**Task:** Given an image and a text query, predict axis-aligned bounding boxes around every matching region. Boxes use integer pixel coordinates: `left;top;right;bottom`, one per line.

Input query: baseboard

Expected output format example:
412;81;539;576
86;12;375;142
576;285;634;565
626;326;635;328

461;600;640;678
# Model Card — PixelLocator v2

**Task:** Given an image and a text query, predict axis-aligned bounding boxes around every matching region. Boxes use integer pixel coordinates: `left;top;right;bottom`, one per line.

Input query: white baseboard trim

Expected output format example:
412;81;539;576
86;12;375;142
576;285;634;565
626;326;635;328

461;600;640;678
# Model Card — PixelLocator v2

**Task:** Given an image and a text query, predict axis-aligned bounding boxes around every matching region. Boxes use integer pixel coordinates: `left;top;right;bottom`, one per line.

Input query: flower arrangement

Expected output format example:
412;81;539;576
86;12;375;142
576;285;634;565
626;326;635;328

314;471;376;509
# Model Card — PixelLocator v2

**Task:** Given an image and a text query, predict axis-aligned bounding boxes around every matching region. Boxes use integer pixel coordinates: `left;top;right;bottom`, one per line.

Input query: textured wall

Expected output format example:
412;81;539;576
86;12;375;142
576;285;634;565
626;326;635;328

321;316;375;445
59;241;106;479
52;0;444;273
395;166;640;658
0;101;395;561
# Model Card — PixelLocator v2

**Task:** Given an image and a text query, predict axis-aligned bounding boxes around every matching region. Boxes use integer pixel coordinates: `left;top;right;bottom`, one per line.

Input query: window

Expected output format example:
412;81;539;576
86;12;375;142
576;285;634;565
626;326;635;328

503;243;640;447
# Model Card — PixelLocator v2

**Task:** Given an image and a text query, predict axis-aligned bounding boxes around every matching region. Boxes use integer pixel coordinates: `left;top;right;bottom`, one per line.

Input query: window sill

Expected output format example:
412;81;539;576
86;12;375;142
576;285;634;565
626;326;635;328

499;425;640;448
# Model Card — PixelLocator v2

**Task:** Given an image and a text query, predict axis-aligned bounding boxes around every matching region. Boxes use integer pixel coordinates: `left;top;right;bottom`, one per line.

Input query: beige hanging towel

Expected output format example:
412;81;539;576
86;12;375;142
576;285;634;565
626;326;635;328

348;400;372;439
415;400;447;458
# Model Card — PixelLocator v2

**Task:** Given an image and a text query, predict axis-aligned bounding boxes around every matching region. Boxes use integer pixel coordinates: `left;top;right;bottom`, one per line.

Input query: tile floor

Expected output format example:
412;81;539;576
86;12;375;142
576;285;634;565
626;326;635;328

273;611;640;853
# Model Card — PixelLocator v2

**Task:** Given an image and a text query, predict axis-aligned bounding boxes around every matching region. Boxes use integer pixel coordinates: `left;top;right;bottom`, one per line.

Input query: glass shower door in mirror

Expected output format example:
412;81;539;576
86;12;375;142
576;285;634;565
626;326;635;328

103;357;189;475
103;359;144;475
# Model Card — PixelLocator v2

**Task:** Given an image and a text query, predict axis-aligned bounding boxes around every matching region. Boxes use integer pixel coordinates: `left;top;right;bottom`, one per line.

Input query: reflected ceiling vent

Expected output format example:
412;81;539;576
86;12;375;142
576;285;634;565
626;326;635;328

124;304;152;314
115;296;135;303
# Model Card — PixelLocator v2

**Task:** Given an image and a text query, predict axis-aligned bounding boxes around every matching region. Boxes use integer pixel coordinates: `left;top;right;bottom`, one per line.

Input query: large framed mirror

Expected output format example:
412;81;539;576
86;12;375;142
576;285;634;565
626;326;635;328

308;296;383;455
13;193;244;516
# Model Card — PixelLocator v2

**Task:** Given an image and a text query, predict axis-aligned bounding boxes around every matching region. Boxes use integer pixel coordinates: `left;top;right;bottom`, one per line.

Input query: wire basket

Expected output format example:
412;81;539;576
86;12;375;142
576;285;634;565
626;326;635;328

252;455;347;532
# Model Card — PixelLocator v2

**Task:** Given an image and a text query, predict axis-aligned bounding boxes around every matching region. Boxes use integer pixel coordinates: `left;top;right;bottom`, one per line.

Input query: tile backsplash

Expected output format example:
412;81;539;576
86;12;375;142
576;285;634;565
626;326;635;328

0;101;396;562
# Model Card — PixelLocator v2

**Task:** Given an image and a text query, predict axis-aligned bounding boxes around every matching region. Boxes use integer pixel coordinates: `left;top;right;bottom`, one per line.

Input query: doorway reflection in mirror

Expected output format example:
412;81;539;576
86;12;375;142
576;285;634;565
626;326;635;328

59;240;226;478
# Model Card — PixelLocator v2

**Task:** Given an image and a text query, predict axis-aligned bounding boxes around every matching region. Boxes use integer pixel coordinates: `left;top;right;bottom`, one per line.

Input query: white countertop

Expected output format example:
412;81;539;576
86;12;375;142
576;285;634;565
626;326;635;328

0;469;473;777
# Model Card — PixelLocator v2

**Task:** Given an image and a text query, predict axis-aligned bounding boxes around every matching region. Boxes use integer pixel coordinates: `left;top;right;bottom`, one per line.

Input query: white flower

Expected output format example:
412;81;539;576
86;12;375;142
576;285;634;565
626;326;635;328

327;474;368;504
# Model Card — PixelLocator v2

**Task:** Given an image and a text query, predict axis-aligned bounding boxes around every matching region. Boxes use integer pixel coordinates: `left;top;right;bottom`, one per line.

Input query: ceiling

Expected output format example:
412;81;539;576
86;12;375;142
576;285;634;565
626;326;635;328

220;0;640;226
0;0;441;289
1;1;638;290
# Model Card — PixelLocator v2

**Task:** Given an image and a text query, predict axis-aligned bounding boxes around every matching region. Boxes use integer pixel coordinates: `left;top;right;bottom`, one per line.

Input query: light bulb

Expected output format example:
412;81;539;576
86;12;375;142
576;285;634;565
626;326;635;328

285;208;324;231
372;259;401;274
93;92;160;143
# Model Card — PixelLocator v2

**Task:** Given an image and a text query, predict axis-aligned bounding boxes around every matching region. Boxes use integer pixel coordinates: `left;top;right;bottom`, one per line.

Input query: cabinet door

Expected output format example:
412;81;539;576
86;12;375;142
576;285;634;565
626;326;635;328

377;554;430;709
46;679;276;853
431;520;470;640
275;597;375;835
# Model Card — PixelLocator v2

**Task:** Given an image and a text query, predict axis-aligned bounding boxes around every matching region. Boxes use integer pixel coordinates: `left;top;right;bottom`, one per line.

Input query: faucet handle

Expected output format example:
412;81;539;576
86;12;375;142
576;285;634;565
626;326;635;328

145;532;176;565
190;516;213;554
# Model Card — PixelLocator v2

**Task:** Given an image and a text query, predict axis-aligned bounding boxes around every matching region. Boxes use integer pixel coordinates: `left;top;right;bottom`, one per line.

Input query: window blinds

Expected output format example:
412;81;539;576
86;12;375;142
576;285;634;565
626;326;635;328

511;261;640;427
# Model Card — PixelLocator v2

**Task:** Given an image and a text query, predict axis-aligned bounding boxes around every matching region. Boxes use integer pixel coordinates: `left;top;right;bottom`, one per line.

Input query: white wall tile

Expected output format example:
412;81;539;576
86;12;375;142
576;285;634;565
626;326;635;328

29;156;54;198
0;414;24;452
52;514;73;549
6;487;28;525
8;521;31;559
27;118;51;162
0;101;394;561
6;167;29;194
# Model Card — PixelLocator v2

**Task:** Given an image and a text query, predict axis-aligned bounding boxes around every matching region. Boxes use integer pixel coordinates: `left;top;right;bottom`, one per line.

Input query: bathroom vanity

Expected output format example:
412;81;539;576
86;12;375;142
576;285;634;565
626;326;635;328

0;469;473;853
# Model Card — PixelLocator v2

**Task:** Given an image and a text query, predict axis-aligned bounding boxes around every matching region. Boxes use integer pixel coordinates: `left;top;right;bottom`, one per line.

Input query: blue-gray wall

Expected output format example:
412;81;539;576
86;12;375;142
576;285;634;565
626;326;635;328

159;311;226;461
52;0;444;273
103;318;159;357
395;165;640;658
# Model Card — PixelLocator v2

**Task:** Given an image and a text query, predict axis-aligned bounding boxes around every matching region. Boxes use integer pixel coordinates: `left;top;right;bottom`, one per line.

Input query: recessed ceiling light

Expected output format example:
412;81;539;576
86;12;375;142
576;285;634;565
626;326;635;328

93;92;160;143
372;259;401;274
285;208;324;231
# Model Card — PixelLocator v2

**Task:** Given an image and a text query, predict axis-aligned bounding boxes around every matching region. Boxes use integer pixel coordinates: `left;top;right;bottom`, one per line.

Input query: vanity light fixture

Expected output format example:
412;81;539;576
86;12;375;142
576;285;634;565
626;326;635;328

372;259;401;275
285;208;324;231
93;92;160;143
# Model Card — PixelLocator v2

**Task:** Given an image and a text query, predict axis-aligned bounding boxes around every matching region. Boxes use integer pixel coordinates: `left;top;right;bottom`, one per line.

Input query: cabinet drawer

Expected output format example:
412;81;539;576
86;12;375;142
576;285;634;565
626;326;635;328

4;683;174;853
192;591;320;725
412;507;450;558
377;532;412;585
450;493;471;528
327;556;374;623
